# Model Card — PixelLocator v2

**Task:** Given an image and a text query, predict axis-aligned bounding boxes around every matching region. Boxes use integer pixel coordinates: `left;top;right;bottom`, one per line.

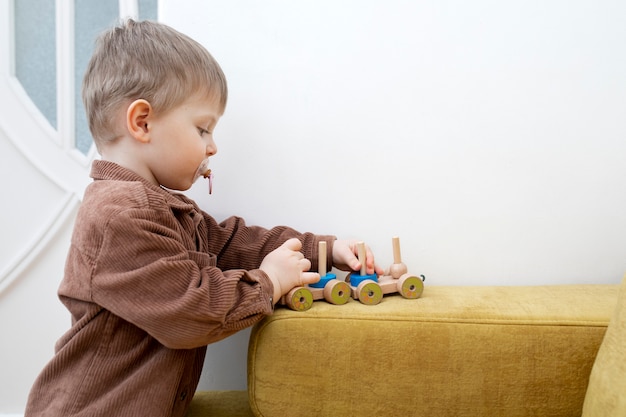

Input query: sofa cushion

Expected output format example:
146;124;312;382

582;275;626;416
186;390;252;417
248;285;618;417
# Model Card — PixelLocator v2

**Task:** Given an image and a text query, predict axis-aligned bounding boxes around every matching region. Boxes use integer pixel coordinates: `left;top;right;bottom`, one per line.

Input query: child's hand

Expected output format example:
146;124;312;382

332;239;384;276
260;238;320;304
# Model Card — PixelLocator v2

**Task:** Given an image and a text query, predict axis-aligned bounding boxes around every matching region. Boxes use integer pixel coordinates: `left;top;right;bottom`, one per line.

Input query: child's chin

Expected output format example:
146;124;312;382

162;181;192;192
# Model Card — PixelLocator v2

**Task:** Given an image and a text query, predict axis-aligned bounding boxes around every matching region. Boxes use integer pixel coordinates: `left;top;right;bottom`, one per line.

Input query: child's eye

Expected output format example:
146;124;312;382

198;127;209;136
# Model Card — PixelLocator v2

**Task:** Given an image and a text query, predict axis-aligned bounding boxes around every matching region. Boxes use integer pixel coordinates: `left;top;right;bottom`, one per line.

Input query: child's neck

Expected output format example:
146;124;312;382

100;140;159;187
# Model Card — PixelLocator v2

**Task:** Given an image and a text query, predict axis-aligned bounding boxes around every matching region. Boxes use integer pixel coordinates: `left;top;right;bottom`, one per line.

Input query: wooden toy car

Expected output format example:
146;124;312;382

347;237;425;305
280;241;351;311
280;237;424;310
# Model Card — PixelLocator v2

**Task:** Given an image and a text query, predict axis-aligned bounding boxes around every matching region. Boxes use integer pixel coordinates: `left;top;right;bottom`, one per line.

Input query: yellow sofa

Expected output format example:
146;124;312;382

187;277;626;417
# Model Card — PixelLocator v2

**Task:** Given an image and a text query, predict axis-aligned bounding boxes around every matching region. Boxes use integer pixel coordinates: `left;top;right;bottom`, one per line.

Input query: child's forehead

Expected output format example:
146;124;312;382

180;92;225;116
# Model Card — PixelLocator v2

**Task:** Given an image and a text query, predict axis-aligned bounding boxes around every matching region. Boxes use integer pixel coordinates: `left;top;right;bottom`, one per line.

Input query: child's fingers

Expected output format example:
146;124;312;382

341;243;362;270
282;237;303;251
301;272;321;285
299;258;312;272
364;247;384;275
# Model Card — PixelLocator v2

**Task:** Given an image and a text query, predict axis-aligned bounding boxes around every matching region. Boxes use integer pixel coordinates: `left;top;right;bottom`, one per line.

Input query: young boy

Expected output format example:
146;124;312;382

25;19;381;417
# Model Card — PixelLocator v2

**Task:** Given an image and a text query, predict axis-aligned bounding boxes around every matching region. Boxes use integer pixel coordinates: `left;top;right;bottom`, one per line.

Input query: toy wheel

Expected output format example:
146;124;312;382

356;280;383;305
397;274;424;299
285;287;314;311
323;280;351;305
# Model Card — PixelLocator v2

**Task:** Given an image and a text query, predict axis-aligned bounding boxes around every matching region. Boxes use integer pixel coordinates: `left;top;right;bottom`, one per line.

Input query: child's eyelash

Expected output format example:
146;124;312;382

198;128;209;135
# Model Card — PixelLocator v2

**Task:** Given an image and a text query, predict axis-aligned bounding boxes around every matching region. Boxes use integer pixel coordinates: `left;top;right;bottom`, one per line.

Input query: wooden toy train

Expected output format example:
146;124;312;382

280;237;425;311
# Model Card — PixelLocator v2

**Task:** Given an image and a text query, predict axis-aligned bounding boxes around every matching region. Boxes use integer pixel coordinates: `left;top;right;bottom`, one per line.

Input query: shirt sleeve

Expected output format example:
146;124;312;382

201;213;336;273
86;207;276;350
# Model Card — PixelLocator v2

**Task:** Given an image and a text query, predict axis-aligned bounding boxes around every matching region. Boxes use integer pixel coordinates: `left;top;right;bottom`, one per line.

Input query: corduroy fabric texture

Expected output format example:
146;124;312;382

247;284;618;417
582;275;626;416
25;161;332;417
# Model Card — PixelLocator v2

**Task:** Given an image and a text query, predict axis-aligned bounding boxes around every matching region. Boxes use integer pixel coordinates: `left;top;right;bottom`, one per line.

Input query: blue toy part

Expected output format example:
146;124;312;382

309;273;337;288
349;272;378;287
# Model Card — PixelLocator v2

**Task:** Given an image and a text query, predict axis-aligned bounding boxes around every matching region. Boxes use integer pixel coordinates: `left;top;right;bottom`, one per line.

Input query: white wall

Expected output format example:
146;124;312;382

163;0;626;286
1;1;625;414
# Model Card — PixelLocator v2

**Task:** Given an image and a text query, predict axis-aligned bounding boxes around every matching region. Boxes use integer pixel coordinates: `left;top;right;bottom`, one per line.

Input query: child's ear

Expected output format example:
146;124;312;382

126;99;153;143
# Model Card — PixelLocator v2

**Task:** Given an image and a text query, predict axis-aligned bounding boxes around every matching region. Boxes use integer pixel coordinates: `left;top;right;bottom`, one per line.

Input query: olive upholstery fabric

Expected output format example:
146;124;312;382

582;275;626;416
188;283;621;417
247;284;618;417
185;391;252;417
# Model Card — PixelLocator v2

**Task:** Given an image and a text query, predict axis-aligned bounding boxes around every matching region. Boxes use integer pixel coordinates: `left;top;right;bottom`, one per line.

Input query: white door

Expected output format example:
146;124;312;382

0;1;157;413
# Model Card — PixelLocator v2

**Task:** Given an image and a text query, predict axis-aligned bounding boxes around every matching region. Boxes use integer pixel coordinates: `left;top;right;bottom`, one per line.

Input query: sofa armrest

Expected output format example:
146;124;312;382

582;275;626;416
248;284;618;417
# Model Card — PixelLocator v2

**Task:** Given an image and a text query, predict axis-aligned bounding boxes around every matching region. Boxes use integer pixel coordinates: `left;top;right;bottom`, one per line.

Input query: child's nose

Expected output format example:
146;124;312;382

206;138;217;156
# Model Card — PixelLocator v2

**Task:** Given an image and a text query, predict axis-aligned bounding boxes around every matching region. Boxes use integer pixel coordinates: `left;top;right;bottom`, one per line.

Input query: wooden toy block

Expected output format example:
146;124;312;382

280;241;351;311
347;237;424;305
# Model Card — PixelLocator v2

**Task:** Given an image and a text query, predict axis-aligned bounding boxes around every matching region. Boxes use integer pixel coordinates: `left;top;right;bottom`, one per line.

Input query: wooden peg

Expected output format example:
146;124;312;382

389;236;408;278
319;241;327;277
357;241;367;276
392;236;402;264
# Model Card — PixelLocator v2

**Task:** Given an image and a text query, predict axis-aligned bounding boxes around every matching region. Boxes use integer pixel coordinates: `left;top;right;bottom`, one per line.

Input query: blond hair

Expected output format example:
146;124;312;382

82;19;227;146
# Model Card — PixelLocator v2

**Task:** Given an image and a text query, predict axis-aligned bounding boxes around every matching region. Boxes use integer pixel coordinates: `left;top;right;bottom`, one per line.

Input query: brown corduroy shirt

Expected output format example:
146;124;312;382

25;160;333;417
